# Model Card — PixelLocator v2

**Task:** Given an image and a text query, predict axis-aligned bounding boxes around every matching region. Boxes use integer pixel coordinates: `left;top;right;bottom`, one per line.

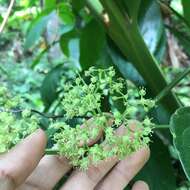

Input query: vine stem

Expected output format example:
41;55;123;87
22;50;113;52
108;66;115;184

31;109;65;119
45;149;59;155
0;0;16;33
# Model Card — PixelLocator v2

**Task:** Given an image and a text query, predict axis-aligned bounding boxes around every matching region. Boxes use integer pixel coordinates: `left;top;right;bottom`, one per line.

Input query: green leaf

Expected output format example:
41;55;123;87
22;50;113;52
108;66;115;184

170;107;190;181
0;15;3;23
80;19;106;70
182;0;190;26
60;30;77;56
133;136;176;190
72;0;85;11
44;0;56;9
41;64;64;109
24;10;53;49
115;0;166;56
138;0;166;62
121;0;141;21
107;45;145;86
57;3;75;25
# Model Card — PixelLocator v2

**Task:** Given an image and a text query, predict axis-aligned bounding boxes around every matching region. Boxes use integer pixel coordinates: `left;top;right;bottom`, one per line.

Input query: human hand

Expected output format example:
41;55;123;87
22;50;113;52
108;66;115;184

0;128;150;190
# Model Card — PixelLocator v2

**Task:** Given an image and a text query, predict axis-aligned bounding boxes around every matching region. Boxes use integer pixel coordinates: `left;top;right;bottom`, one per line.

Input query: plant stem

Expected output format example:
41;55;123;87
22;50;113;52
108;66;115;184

85;0;104;22
0;65;9;76
155;67;190;103
153;124;170;129
0;0;15;33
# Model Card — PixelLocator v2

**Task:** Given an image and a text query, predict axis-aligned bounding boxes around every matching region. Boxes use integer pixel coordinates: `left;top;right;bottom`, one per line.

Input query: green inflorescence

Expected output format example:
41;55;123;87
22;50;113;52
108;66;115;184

0;67;155;170
0;87;39;153
50;67;155;170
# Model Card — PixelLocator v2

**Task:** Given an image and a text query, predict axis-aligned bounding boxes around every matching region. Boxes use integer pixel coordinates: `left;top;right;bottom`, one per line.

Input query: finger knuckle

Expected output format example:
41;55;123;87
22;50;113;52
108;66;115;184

114;166;131;183
0;168;15;189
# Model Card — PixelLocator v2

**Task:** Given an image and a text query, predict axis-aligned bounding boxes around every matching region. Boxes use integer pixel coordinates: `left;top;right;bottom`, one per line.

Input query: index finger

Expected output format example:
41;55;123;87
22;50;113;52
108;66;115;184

0;129;47;189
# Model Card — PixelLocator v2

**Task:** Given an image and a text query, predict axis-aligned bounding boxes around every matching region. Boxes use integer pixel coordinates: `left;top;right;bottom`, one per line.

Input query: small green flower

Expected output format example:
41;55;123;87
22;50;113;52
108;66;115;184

22;109;31;118
0;87;39;153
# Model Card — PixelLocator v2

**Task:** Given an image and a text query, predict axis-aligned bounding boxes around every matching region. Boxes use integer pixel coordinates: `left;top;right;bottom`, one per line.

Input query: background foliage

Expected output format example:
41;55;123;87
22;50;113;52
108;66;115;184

0;0;190;189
